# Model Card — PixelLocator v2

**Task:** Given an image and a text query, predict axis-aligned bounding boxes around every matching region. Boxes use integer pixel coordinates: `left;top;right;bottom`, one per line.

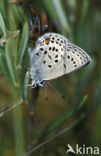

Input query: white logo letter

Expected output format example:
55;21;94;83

94;147;99;155
66;144;75;154
76;144;82;154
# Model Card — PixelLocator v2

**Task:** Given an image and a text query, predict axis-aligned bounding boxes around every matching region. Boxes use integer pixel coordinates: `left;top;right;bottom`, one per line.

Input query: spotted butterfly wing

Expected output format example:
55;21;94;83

29;33;90;85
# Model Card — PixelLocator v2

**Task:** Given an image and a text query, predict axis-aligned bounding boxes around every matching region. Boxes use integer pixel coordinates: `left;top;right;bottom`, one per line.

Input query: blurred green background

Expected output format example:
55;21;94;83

0;0;101;156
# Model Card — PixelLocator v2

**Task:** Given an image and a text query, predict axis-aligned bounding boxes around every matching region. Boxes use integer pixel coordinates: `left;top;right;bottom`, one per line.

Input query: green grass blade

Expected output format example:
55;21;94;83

43;0;57;21
0;12;6;36
17;22;29;65
0;49;15;86
12;104;25;156
0;0;6;19
7;3;17;30
74;0;89;44
12;4;28;23
21;48;29;103
38;95;87;140
53;0;71;34
21;49;29;84
43;0;71;36
5;39;18;86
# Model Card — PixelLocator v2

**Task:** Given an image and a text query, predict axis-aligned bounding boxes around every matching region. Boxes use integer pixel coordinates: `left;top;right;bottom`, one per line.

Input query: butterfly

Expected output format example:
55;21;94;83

28;33;91;88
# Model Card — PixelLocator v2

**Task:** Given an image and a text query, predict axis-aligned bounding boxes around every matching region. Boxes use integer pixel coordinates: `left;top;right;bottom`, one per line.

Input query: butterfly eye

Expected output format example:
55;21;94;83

45;37;50;45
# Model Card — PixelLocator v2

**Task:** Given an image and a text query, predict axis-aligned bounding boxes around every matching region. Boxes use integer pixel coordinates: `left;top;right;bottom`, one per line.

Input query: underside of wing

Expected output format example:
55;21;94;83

29;33;91;81
41;42;91;80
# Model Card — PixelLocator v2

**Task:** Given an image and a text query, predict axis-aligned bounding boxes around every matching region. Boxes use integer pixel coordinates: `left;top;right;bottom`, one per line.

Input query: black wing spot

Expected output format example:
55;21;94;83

72;50;75;53
48;55;52;59
49;47;52;50
56;42;59;44
69;46;72;49
80;57;82;59
67;49;70;51
51;40;54;43
55;60;58;63
52;37;55;40
40;48;44;51
61;48;63;51
64;64;66;68
43;60;46;64
74;65;77;67
55;55;58;58
60;40;63;43
36;53;39;56
61;55;63;57
67;55;70;59
71;58;74;61
44;51;47;54
56;49;58;52
57;38;60;41
73;62;76;64
59;44;62;46
48;65;52;68
53;47;55;51
74;48;77;51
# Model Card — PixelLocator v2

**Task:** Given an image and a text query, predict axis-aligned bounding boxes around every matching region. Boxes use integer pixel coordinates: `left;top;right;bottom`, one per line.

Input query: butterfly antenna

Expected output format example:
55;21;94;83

47;81;65;99
44;82;48;100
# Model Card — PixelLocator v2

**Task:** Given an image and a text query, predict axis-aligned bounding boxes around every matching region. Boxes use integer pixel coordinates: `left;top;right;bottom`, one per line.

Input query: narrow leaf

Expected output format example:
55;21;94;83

21;49;29;84
0;50;14;86
0;0;6;20
7;4;17;30
17;22;29;65
21;48;29;103
39;95;87;140
53;0;71;34
12;4;28;23
5;39;18;86
0;12;6;35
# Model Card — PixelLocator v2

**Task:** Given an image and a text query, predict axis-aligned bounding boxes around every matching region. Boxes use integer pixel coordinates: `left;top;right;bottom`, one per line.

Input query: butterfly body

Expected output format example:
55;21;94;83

29;33;91;88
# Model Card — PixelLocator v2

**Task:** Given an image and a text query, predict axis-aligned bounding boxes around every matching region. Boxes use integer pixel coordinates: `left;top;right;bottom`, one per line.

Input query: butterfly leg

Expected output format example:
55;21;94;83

47;81;66;99
28;80;36;88
38;81;46;88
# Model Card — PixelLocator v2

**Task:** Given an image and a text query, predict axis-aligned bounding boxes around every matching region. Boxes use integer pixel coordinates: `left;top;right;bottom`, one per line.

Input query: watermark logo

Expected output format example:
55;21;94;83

66;144;100;155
